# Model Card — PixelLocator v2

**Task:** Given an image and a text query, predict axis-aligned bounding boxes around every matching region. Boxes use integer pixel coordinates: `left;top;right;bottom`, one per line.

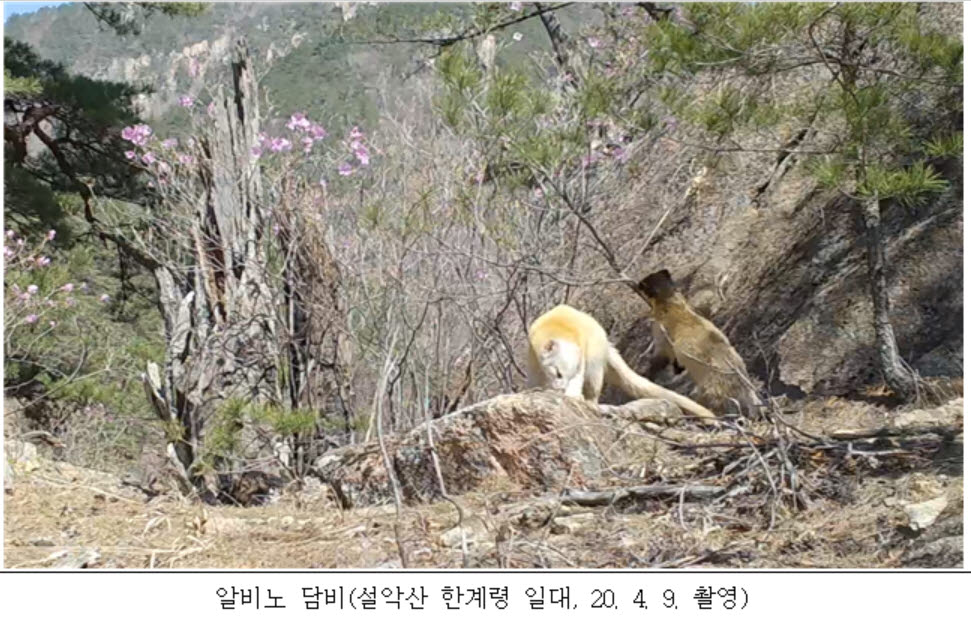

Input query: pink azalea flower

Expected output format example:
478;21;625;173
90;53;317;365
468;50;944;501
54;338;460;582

47;229;56;241
308;123;327;140
509;2;522;11
178;153;196;165
354;146;370;166
124;150;137;160
302;137;314;153
179;95;194;107
161;138;178;149
121;124;152;146
319;178;327;189
99;294;111;303
287;113;311;131
349;126;364;140
269;137;292;153
25;314;38;324
27;285;38;295
3;247;14;259
338;162;353;176
587;36;602;49
61;283;74;293
5;230;14;239
36;256;51;267
188;57;200;78
141;152;156;165
251;146;263;158
207;101;217;116
49;320;57;328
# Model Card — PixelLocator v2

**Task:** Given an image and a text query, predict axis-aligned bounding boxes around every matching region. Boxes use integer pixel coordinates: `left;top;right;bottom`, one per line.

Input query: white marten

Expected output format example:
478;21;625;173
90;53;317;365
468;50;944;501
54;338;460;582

526;304;715;420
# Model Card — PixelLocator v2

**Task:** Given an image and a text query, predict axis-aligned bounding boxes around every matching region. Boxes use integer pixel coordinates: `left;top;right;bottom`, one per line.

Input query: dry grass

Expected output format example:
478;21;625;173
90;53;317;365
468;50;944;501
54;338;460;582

4;396;963;569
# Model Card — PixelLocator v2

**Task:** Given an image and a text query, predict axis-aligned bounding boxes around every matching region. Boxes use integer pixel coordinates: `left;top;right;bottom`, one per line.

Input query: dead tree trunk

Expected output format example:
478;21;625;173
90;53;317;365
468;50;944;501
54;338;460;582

143;40;280;500
140;40;353;496
273;181;354;477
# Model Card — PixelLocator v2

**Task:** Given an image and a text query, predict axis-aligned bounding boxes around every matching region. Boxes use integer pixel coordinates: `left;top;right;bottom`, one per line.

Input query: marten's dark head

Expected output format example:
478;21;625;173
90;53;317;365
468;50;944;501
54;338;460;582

638;269;678;302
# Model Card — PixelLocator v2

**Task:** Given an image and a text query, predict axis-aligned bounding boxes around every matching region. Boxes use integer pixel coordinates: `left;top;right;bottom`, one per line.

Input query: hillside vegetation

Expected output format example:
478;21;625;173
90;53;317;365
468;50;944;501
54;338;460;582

4;2;963;569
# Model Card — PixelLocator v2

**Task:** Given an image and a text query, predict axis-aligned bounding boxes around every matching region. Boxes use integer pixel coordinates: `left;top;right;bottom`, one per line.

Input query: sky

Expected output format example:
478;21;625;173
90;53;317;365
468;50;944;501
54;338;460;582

3;1;68;23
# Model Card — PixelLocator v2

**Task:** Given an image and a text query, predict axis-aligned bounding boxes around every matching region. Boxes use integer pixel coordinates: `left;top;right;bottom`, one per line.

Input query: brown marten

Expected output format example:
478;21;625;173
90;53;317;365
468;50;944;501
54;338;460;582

638;269;762;416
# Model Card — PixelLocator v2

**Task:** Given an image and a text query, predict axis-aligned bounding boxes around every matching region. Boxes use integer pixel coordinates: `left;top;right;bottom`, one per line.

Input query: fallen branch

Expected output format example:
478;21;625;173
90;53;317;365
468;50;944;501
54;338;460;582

828;424;962;440
560;483;724;506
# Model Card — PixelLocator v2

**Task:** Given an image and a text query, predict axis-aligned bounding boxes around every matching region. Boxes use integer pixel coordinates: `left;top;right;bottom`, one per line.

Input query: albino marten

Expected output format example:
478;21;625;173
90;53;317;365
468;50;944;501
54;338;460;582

527;304;715;420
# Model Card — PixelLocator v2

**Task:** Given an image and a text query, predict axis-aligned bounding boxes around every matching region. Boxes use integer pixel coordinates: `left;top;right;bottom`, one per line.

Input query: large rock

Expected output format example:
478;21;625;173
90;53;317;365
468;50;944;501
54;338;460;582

313;392;673;508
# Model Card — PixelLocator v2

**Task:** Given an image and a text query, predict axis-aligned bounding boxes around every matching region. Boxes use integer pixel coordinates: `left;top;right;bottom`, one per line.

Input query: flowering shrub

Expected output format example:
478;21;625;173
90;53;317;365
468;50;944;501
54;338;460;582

4;230;79;332
118;105;376;199
5;222;162;453
3;228;120;394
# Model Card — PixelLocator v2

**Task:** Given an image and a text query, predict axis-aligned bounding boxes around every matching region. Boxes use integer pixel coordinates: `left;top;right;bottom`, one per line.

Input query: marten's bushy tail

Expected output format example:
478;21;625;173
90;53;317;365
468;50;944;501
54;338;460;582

605;346;716;420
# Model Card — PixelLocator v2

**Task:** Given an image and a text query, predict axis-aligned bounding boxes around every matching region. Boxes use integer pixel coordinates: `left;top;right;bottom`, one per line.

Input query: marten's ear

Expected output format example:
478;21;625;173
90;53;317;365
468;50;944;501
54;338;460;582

544;340;557;353
638;269;676;301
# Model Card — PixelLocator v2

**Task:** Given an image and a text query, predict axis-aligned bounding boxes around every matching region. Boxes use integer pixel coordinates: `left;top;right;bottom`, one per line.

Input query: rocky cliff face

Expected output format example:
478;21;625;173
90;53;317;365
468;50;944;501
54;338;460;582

614;145;962;398
4;3;339;120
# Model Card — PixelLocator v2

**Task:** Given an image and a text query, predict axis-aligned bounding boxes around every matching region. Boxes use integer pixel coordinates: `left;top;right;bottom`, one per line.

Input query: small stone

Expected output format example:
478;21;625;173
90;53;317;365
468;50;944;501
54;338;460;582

439;520;489;548
903;495;947;531
52;548;100;568
29;537;55;547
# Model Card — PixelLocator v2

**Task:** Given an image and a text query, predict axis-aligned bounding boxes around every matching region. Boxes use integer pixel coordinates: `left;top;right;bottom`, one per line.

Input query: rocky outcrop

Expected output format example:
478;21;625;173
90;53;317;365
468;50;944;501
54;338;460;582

312;392;678;508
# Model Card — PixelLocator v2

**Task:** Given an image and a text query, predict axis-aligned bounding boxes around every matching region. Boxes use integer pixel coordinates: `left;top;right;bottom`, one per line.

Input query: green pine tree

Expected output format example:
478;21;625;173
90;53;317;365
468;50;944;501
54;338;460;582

646;3;961;399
